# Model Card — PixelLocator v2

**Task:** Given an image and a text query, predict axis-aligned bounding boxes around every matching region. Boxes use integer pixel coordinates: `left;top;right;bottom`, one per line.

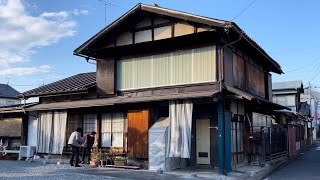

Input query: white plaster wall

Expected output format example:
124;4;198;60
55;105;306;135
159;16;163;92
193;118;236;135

0;98;21;106
27;112;38;147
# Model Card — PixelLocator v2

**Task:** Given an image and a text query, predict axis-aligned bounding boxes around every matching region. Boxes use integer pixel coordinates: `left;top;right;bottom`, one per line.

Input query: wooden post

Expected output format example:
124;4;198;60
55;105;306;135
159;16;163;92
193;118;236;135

218;95;225;174
224;112;232;173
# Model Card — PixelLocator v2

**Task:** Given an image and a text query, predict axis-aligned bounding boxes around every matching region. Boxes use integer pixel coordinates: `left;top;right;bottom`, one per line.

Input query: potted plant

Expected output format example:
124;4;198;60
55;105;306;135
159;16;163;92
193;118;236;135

90;148;101;167
113;156;127;166
104;153;113;165
108;146;117;165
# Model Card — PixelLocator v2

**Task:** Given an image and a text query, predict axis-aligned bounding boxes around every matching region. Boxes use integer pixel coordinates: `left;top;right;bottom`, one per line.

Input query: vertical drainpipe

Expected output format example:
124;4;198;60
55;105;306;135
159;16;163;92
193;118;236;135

217;25;243;174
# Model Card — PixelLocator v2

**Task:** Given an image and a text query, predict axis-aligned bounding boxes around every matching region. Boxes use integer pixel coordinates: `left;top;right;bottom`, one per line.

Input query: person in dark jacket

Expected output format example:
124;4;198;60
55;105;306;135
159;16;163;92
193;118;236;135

81;131;96;164
68;128;83;167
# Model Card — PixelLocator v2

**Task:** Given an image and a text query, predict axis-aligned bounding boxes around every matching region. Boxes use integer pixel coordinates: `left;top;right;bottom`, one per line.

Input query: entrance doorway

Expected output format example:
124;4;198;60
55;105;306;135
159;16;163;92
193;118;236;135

196;119;211;165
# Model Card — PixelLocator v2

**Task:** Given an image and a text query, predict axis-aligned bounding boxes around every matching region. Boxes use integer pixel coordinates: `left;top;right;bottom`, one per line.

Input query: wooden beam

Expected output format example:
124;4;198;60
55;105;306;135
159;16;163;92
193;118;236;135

224;95;244;100
134;22;174;32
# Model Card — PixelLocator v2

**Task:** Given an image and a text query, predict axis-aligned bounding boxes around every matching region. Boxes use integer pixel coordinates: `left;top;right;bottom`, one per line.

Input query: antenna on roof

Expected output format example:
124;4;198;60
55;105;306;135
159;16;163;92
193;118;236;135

152;1;159;7
6;77;10;85
98;0;118;26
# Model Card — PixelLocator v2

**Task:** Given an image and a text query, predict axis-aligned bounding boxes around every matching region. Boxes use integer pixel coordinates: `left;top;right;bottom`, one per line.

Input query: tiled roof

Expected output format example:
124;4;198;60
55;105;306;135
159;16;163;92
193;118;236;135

19;72;96;98
272;80;303;91
0;84;20;99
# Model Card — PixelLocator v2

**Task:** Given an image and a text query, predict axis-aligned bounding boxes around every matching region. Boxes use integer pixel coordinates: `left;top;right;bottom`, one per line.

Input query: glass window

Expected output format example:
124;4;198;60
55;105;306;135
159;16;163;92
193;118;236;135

83;114;97;134
101;112;127;148
6;100;15;105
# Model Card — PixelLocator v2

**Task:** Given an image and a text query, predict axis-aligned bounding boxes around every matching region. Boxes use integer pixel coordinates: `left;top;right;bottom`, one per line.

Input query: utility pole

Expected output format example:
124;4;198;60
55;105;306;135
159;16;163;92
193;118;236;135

309;82;313;145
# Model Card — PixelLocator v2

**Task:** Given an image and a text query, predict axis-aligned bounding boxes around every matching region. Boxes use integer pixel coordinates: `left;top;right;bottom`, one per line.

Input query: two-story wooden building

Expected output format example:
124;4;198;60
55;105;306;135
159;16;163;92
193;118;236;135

19;4;287;174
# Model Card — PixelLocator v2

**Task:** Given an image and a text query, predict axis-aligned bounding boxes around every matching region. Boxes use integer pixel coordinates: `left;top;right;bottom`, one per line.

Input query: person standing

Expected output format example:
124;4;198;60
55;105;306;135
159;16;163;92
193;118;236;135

81;131;96;164
68;128;83;167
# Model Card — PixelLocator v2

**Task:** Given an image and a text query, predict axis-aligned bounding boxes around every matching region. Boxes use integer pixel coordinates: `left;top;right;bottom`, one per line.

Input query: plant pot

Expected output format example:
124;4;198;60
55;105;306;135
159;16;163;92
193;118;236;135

101;160;107;166
106;159;113;165
114;161;126;166
90;160;100;167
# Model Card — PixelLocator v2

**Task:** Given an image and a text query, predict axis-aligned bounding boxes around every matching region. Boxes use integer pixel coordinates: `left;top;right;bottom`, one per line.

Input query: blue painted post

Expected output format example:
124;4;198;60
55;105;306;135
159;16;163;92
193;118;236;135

218;98;224;174
224;112;232;173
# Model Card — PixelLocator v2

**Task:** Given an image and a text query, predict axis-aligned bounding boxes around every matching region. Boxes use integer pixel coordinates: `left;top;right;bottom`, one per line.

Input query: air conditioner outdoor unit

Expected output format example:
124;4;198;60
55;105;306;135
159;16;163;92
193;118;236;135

19;146;36;159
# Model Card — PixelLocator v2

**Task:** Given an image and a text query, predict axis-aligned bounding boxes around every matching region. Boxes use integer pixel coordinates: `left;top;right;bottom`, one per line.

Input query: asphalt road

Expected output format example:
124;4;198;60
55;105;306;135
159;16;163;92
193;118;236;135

267;142;320;180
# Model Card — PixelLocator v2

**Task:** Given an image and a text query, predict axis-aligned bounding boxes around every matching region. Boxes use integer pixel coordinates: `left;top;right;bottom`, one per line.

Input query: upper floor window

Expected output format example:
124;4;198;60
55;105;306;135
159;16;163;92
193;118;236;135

116;46;217;91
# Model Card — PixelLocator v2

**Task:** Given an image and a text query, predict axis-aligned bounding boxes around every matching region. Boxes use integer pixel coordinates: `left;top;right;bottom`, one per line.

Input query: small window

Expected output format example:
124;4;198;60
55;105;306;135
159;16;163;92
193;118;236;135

6;100;15;106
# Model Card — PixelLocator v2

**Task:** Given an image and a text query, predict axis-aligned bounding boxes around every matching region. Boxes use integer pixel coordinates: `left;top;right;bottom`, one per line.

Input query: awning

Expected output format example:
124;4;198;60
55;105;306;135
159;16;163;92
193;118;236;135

25;90;219;111
116;90;218;104
0;103;38;114
273;110;298;117
224;85;290;111
26;98;118;111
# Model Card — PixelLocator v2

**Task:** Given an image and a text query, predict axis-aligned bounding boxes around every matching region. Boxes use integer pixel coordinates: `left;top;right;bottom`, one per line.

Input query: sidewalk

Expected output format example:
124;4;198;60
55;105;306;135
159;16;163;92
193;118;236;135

26;153;296;180
232;157;288;180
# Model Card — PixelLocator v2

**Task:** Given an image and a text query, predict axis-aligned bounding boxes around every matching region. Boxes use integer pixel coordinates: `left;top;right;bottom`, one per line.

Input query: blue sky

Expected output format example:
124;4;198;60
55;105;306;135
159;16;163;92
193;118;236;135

1;0;320;93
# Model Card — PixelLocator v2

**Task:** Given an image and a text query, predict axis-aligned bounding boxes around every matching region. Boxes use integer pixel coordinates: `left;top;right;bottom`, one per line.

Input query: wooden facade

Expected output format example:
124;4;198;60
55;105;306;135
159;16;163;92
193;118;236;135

17;4;287;174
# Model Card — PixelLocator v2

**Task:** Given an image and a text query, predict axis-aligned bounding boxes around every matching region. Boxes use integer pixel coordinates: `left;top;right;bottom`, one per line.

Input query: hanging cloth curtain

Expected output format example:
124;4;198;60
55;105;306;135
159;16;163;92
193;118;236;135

50;111;67;154
37;111;53;153
167;100;193;158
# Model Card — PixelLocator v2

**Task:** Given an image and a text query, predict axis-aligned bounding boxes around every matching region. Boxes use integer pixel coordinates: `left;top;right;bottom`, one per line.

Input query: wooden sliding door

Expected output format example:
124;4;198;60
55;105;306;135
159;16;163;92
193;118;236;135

127;110;149;158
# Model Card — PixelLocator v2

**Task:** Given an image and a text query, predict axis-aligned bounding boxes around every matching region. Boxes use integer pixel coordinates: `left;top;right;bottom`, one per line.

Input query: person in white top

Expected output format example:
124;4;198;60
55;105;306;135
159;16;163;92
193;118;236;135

68;128;83;167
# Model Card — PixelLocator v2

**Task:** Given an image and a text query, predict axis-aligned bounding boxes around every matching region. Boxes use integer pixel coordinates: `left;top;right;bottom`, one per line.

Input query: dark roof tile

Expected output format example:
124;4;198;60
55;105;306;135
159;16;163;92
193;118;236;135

19;72;96;98
0;84;20;99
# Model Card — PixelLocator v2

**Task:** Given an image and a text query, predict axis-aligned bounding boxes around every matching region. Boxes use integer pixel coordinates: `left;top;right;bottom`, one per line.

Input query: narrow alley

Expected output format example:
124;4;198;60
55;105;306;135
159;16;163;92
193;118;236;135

268;143;320;180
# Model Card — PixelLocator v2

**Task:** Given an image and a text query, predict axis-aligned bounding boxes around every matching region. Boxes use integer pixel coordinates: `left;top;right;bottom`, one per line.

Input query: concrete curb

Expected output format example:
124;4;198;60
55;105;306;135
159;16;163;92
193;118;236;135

246;159;288;180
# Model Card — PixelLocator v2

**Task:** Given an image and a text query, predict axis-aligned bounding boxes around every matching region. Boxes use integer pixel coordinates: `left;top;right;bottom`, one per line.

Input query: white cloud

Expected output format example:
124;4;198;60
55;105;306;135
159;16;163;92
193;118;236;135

0;0;88;75
0;65;51;76
72;9;89;16
40;11;70;20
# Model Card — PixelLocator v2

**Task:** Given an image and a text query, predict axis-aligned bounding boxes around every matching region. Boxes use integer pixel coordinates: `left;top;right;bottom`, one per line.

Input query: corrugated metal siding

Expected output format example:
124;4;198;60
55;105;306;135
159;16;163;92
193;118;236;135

117;46;217;90
171;50;192;84
193;46;216;82
153;54;171;86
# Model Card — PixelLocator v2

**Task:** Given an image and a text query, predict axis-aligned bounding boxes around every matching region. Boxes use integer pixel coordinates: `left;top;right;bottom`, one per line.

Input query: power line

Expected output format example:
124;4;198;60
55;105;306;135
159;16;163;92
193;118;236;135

231;0;258;21
307;62;320;83
285;56;320;73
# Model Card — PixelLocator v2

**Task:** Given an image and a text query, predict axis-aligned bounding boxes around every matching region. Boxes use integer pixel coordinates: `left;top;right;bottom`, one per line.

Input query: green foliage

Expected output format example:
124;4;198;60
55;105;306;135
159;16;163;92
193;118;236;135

90;151;101;161
113;156;126;162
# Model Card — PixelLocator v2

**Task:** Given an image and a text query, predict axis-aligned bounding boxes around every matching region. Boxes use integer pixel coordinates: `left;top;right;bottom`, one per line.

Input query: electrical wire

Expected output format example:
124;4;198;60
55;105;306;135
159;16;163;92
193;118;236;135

284;56;320;73
231;0;258;21
307;62;320;83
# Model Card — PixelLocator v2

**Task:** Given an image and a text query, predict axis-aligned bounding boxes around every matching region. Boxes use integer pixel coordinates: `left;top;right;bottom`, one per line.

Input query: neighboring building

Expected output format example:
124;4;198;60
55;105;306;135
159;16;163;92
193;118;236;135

0;103;36;152
273;80;304;112
301;88;320;141
0;84;21;106
19;4;287;174
272;80;310;156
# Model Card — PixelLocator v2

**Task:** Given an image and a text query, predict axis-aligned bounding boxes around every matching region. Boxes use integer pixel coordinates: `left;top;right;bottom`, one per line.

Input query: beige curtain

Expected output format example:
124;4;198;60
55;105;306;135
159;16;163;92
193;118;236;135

167;100;193;158
37;111;53;153
50;111;67;154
